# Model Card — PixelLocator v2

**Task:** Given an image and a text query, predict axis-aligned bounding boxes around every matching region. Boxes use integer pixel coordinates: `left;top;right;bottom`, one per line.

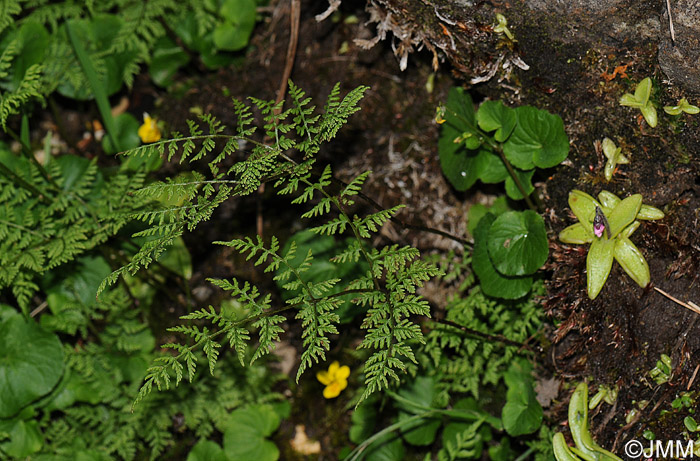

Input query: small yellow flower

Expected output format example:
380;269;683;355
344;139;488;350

138;112;161;143
316;361;350;399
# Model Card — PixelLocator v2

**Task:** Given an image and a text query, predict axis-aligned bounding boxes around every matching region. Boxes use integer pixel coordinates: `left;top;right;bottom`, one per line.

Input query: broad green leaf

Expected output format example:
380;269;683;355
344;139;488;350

364;434;405;461
486;211;548;276
213;0;257;51
502;360;542;436
187;440;227;461
472;214;532;299
349;402;377;443
439;88;488;191
223;404;281;461
0;418;43;458
607;194;641;238
586;236;615;299
439;146;490;191
478;151;508;184
0;312;64;418
0;21;49;92
568;190;600;225
503;106;569;169
157;236;193;280
559;223;592;244
149;36;190;87
504;168;535;200
614;237;650;288
467;196;510;236
476;100;516;142
102;112;141;155
398;412;441;446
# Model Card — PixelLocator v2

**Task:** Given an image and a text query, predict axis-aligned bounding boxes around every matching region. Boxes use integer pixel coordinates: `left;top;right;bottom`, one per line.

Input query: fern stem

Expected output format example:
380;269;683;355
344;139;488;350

434;318;533;350
5;124;58;190
0;159;51;203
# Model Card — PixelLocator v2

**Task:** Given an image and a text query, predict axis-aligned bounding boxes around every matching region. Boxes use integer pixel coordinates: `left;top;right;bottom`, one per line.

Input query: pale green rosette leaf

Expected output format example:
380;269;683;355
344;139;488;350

614;237;650;288
640;104;657;128
634;77;652;105
587;237;615;299
606;194;641;238
597;190;620;213
568;190;600;225
559;223;593;244
638;204;664;220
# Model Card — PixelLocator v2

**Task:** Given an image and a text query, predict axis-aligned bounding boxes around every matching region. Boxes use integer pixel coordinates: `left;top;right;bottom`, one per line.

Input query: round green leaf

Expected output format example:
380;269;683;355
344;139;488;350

223;404;281;461
0;313;64;418
472;214;532;299
399;412;441;446
486;211;548;276
0;419;43;458
476;100;516;142
188;440;227;461
502;361;542;436
503;106;569;169
213;0;257;51
439;147;489;191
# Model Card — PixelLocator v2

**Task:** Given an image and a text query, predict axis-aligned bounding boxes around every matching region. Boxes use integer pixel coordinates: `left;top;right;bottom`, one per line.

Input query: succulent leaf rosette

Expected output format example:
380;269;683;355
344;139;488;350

558;190;664;299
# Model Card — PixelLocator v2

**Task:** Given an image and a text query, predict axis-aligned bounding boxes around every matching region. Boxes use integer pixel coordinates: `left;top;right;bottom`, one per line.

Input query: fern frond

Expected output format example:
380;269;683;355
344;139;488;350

0;64;45;129
0;0;21;36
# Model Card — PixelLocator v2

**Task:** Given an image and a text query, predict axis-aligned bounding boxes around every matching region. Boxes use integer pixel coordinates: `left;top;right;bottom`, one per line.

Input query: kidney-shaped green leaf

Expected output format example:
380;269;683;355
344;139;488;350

502;360;543;436
223;404;281;461
0;313;64;418
476;100;516;142
472;214;533;299
504;168;535;200
214;0;257;51
503;106;569;169
486;211;548;276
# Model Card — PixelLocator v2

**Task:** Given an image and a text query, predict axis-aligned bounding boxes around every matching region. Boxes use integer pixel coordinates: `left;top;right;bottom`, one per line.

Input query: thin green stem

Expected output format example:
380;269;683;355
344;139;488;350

66;20;120;152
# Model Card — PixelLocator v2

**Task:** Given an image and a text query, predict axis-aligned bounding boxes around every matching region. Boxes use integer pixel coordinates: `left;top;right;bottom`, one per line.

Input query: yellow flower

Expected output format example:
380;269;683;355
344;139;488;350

316;361;350;399
138;112;161;143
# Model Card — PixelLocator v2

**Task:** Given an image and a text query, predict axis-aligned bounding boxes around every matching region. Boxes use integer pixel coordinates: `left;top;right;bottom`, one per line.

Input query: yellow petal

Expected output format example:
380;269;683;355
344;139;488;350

328;361;340;376
316;371;331;385
323;382;341;399
336;365;350;380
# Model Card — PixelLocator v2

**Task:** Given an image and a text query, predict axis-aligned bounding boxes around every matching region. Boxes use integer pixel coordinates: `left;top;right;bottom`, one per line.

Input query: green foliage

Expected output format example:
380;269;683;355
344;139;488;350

0;144;146;314
552;383;622;461
107;83;443;407
222;403;288;460
438;87;568;200
501;360;542;436
601;137;629;182
0;0;262;128
0;305;63;419
558;189;664;299
423;280;545;398
664;97;699;116
619;77;657;127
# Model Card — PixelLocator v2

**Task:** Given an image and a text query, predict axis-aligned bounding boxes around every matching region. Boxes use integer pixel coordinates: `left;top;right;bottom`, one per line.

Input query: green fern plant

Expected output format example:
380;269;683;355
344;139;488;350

103;82;443;407
0;142;147;314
